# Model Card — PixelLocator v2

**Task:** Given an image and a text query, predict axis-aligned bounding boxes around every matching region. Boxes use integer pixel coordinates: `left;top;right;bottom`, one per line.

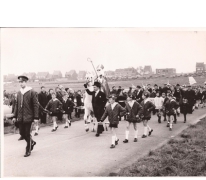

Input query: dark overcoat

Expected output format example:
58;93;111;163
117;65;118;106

14;89;39;123
101;103;126;125
125;101;142;123
86;89;107;121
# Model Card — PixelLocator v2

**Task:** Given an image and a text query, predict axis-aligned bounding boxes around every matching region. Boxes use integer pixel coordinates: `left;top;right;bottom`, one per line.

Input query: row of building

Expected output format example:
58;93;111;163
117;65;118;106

3;70;87;82
3;62;205;82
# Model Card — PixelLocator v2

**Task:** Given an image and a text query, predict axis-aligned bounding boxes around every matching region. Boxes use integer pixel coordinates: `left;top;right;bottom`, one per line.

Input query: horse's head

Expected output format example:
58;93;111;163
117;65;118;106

85;71;94;84
96;64;105;78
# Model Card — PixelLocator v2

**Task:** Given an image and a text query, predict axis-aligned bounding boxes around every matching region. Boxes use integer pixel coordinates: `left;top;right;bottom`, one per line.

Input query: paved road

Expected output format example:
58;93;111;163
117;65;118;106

4;108;206;177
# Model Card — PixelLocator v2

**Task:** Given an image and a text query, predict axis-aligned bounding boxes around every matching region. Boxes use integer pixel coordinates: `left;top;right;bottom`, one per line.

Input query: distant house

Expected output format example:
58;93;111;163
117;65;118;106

115;67;137;77
23;72;36;81
105;70;115;77
65;70;78;80
77;71;86;80
36;72;50;80
156;68;176;75
52;71;62;79
196;62;205;73
143;66;152;75
7;74;16;82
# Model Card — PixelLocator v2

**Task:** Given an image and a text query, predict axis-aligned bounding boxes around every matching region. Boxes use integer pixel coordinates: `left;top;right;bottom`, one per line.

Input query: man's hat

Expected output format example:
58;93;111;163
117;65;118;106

136;85;141;88
93;81;101;88
18;75;29;82
154;84;158;86
176;84;180;86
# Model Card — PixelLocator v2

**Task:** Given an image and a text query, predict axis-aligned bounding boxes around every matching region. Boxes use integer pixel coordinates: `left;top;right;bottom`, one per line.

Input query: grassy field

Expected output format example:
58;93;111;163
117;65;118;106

4;75;206;93
116;117;206;176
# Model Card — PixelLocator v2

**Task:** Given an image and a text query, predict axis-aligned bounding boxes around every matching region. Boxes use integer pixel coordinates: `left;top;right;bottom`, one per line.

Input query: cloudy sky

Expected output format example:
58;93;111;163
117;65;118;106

1;28;206;76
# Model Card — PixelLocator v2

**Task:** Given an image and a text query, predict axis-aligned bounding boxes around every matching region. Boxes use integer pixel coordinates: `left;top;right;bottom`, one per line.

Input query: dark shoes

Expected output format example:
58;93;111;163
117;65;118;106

134;138;138;142
115;139;119;145
148;129;153;136
51;129;56;132
18;136;24;141
167;123;169;127
142;135;147;138
123;139;129;143
24;152;31;157
95;133;100;137
31;141;36;151
110;144;115;149
69;122;71;126
184;120;186;123
55;126;59;130
64;126;68;128
34;132;38;136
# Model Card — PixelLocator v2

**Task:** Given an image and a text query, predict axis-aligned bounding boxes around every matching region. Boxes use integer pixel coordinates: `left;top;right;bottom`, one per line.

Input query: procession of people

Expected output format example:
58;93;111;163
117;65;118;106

3;73;206;157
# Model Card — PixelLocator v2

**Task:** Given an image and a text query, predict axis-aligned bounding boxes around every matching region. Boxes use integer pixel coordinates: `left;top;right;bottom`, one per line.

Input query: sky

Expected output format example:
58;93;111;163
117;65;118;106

1;28;206;77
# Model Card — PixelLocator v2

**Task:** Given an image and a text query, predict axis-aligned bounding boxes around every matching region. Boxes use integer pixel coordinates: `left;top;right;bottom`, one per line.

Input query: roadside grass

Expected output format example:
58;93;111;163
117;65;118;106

116;117;206;176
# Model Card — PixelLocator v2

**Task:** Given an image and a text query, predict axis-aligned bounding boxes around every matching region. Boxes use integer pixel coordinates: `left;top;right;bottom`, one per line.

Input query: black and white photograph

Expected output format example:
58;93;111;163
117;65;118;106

1;0;206;178
2;28;206;177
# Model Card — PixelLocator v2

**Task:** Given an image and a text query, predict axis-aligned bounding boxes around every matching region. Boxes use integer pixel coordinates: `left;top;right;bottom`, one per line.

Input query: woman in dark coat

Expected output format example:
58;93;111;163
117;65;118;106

140;92;155;138
123;94;142;143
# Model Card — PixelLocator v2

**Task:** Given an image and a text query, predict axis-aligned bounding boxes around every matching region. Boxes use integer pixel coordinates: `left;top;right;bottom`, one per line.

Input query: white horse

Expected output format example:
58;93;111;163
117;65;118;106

84;72;96;132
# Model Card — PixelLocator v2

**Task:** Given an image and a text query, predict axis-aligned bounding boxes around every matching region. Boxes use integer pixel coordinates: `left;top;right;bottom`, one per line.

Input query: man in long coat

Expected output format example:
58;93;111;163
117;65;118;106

13;75;39;157
84;81;107;136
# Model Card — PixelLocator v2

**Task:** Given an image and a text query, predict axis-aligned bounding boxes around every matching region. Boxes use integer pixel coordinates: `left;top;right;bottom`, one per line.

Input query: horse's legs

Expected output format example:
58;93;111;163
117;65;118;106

84;108;90;132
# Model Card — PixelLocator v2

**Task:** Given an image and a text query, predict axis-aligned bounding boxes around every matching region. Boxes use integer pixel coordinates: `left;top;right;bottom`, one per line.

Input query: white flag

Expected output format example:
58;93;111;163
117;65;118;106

189;77;196;85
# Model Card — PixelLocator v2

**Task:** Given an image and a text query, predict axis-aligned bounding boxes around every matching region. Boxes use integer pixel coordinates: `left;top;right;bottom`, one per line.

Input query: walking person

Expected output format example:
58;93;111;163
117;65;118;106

62;91;72;128
140;92;155;138
84;81;107;137
164;94;179;130
180;98;189;123
46;92;63;132
123;94;142;143
12;75;39;157
153;91;164;123
75;90;82;118
100;95;126;148
38;86;48;124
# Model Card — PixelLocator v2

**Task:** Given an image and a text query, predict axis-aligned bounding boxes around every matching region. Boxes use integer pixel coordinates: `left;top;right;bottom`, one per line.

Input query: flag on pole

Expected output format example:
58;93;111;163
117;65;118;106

189;76;197;85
